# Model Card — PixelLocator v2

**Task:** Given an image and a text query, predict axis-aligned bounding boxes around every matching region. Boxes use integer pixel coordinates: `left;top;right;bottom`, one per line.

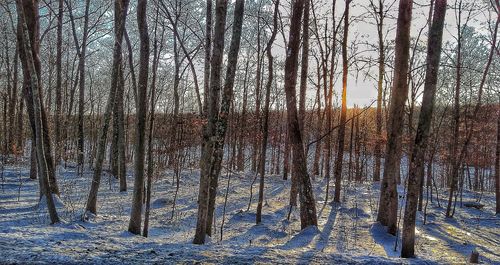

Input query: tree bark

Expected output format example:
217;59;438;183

85;0;130;215
377;0;413;235
401;0;446;257
194;0;228;244
496;110;499;215
298;0;309;136
206;0;245;238
283;0;318;229
144;7;162;237
17;0;59;196
256;0;278;225
373;0;385;182
194;0;244;244
202;0;212;115
77;0;91;172
128;0;150;235
332;0;350;203
16;0;60;224
54;0;63;165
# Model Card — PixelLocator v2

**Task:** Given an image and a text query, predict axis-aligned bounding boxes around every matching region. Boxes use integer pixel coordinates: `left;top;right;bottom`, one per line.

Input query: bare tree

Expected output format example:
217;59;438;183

401;0;447;257
332;0;351;203
377;0;413;235
298;0;310;135
446;0;499;217
283;0;318;229
128;0;150;235
16;0;60;223
256;0;279;225
54;0;63;165
85;0;130;215
144;3;164;238
194;0;229;244
194;0;245;244
77;0;91;172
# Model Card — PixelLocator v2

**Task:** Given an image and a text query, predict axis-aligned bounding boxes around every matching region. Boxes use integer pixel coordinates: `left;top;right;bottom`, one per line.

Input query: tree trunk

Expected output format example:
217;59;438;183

283;0;318;229
496;111;500;215
377;0;413;235
401;0;446;257
194;0;228;244
206;0;245;238
54;0;63;165
128;0;150;235
202;0;212;115
86;0;130;215
16;0;60;224
256;0;278;225
298;0;309;136
374;0;385;182
77;0;91;172
194;0;244;244
144;8;162;237
332;0;350;203
17;0;59;196
236;59;249;172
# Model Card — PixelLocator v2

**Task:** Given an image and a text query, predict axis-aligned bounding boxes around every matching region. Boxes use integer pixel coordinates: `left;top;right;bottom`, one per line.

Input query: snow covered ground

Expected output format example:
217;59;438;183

0;159;499;264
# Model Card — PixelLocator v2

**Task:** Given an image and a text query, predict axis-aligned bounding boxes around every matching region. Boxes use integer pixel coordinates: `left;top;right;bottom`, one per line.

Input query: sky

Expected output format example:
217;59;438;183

279;0;495;107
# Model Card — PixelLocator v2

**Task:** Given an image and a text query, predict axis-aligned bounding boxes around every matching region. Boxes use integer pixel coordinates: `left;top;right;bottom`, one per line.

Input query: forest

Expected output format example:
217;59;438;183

0;0;499;264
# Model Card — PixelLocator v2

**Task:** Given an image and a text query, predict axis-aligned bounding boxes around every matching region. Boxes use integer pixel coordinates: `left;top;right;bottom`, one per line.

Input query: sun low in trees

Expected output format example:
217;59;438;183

332;0;351;204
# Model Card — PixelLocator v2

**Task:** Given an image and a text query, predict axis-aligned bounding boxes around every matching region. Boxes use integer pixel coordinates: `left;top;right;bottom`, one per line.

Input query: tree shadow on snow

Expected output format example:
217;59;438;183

369;223;399;257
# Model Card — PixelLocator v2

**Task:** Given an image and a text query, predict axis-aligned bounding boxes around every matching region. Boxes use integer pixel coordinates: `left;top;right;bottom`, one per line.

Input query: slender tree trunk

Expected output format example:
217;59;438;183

252;3;263;173
86;0;130;215
7;43;19;155
374;0;385;182
17;0;59;196
332;0;350;203
112;0;129;192
16;0;60;224
236;59;249;171
194;0;244;244
128;0;150;235
194;0;228;244
144;9;161;237
283;0;318;229
203;0;212;115
445;12;462;217
17;96;24;155
54;0;63;165
77;0;91;173
377;0;413;235
298;0;309;136
206;0;245;237
401;0;446;257
256;0;278;225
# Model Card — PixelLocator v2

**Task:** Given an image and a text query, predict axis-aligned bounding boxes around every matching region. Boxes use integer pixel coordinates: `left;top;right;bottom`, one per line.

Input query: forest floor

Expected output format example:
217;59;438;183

0;158;499;264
